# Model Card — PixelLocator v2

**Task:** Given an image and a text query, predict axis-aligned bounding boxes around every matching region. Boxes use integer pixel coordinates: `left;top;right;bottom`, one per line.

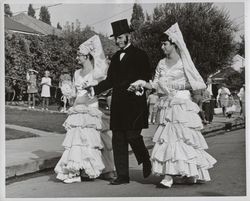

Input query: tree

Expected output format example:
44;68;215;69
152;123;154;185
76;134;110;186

57;22;62;30
39;6;51;25
131;3;238;80
145;11;151;23
152;5;164;21
130;3;145;30
236;35;245;57
75;19;81;32
5;28;117;87
4;4;12;17
28;4;36;18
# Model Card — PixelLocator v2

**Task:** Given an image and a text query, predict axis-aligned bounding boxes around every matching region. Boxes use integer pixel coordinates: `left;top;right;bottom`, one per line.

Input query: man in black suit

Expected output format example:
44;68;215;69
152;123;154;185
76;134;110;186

93;19;152;185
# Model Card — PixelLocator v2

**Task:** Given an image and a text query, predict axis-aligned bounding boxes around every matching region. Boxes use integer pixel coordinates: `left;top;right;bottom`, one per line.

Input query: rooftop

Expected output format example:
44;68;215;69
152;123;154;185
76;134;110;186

11;13;63;37
4;16;42;36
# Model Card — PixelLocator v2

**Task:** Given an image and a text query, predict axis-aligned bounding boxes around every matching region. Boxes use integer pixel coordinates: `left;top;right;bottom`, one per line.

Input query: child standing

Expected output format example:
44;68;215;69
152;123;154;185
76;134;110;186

147;91;159;124
59;68;72;112
202;89;211;124
41;70;51;110
26;69;38;109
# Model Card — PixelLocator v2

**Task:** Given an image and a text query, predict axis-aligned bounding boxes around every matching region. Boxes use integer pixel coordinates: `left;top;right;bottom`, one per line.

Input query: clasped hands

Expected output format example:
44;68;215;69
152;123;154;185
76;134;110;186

127;80;146;96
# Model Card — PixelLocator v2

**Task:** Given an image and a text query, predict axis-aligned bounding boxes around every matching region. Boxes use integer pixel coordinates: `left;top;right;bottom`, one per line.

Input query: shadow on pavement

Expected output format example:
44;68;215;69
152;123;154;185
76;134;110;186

30;150;61;170
197;191;227;196
128;169;162;185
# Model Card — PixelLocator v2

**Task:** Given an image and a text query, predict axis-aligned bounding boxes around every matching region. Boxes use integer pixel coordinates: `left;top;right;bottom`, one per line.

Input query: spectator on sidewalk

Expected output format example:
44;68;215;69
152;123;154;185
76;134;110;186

211;83;219;108
12;80;21;101
41;70;52;111
202;89;211;124
225;93;236;118
147;91;159;124
204;77;215;123
26;69;38;109
238;84;245;119
217;84;231;116
191;88;206;123
5;79;17;102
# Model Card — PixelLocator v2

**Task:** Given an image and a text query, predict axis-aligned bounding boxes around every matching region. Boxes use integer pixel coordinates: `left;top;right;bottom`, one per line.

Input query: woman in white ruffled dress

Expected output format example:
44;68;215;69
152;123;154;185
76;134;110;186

54;35;114;183
128;23;217;188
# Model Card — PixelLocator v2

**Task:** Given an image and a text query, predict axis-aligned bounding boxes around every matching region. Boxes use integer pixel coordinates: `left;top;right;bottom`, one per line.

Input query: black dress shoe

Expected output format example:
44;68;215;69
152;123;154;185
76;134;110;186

143;160;152;178
98;171;116;181
109;178;130;185
80;176;95;181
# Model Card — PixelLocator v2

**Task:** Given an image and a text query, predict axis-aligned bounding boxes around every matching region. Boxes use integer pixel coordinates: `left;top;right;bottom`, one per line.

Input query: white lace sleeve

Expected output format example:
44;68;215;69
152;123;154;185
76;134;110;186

74;71;81;92
151;60;162;89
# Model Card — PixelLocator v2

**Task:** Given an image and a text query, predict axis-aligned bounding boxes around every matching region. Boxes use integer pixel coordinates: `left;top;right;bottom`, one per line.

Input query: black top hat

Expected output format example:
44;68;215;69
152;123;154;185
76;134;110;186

110;19;134;37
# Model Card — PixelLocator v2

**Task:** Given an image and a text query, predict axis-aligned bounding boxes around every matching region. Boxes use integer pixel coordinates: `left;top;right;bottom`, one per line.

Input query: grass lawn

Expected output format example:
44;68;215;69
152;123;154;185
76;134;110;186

5;108;67;134
6;128;40;140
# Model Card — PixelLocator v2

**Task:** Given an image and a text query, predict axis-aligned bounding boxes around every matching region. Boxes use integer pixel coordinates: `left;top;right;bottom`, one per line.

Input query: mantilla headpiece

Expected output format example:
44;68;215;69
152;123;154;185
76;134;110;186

78;35;108;82
164;23;206;90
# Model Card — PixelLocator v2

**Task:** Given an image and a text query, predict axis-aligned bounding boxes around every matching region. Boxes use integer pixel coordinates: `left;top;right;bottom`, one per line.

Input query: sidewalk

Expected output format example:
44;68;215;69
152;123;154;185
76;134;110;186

5;105;245;180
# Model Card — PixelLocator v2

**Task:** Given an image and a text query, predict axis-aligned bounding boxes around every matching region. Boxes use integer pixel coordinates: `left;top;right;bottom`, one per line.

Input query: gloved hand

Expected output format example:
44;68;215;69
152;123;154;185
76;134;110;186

131;80;146;87
86;86;95;99
127;80;146;92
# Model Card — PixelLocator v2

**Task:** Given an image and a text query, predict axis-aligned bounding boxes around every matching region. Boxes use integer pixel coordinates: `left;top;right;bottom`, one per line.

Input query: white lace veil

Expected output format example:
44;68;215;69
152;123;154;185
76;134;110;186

78;35;108;83
164;23;206;90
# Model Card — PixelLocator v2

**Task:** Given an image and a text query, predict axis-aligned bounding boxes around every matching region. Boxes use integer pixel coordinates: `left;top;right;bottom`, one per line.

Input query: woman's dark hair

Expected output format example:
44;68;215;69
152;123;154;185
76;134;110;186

159;33;175;46
76;48;93;61
88;53;93;61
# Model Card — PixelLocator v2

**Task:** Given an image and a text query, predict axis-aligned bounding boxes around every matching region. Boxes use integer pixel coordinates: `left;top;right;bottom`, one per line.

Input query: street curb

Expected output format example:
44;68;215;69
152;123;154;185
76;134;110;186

6;119;245;181
203;121;245;138
5;105;65;114
6;156;61;179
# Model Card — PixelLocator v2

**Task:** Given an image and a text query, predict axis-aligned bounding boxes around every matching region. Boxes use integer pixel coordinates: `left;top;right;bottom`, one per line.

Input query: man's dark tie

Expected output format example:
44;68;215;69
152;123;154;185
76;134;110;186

118;49;126;54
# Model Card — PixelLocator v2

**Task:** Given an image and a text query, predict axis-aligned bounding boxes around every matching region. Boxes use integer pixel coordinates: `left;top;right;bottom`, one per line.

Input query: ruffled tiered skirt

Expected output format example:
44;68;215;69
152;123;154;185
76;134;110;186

54;104;106;180
100;114;115;174
151;90;217;181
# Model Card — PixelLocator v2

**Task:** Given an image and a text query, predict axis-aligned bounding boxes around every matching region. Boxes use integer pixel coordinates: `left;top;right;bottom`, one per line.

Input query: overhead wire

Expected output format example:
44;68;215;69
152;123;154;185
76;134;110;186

89;6;133;26
11;4;133;32
12;4;63;14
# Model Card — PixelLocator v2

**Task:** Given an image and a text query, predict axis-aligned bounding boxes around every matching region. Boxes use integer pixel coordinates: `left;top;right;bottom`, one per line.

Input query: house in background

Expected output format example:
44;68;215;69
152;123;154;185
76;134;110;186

231;54;245;73
210;54;245;83
11;13;63;37
4;16;43;36
209;54;245;94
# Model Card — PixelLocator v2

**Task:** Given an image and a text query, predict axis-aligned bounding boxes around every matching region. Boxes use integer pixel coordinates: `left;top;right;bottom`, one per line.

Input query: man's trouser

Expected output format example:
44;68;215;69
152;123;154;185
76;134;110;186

112;130;150;180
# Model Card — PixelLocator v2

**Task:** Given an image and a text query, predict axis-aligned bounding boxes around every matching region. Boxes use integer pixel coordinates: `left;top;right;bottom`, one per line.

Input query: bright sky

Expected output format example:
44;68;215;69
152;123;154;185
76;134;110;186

8;1;245;40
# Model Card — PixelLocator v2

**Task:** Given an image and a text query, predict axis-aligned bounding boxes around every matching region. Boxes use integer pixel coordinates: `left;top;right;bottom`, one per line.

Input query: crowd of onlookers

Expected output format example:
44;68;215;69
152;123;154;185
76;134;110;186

5;71;245;121
5;68;69;111
5;67;110;112
5;56;114;112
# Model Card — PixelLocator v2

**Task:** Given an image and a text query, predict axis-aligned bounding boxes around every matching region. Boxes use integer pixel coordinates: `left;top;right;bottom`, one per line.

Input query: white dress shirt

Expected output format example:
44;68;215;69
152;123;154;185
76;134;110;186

120;43;131;60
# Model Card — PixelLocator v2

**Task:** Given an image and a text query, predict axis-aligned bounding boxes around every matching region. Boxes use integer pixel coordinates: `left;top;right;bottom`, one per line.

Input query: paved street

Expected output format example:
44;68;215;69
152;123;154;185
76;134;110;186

6;129;246;198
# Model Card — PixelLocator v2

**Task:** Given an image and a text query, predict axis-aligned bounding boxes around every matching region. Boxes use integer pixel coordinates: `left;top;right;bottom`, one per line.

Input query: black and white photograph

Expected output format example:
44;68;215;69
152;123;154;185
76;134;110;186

0;0;248;200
